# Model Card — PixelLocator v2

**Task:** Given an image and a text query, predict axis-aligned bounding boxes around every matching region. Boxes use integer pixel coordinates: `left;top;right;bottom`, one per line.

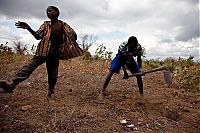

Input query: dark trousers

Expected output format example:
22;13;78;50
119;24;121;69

12;55;59;93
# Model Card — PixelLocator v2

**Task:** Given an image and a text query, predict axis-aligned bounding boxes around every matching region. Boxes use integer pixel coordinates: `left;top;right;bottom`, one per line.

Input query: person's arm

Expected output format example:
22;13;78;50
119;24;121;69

122;65;129;79
15;21;42;40
118;43;129;79
137;55;143;72
136;44;143;72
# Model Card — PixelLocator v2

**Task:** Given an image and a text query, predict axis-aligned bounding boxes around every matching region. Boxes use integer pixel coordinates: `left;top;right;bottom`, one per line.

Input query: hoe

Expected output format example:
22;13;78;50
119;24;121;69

129;66;172;86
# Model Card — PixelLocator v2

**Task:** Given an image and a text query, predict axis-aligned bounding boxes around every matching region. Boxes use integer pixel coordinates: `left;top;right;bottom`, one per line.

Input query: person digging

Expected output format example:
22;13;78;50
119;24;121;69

101;36;144;97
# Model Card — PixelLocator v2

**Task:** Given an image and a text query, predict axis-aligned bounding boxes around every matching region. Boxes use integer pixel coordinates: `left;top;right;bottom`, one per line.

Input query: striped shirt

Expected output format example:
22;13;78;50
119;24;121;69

118;42;142;57
35;21;83;60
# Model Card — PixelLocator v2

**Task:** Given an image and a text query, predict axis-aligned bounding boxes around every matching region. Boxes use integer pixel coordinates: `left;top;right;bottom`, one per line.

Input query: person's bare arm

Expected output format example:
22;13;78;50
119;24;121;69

137;55;143;72
15;21;42;40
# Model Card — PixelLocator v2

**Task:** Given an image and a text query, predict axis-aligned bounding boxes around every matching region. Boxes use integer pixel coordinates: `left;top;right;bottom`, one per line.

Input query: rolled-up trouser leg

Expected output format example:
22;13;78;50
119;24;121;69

13;56;46;85
46;56;59;95
136;75;143;95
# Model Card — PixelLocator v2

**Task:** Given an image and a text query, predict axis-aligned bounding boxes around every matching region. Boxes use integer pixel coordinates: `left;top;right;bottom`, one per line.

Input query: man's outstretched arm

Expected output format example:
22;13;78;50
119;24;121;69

15;21;42;40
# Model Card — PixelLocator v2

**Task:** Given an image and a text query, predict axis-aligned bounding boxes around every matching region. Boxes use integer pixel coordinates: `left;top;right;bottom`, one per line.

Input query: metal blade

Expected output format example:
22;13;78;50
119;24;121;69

163;69;172;86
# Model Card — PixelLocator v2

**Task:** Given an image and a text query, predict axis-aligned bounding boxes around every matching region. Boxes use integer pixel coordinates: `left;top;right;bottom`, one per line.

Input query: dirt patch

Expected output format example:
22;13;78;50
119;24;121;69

0;61;200;133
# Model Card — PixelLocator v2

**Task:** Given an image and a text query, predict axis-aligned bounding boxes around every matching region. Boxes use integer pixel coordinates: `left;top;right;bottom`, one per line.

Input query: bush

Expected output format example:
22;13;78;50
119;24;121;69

82;51;92;60
0;42;32;64
94;44;113;61
172;56;200;92
143;59;161;69
143;56;200;92
0;43;15;64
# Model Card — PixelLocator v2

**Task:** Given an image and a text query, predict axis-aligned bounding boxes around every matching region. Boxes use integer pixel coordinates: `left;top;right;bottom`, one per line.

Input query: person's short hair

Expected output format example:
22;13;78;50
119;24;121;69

48;6;60;17
128;36;138;44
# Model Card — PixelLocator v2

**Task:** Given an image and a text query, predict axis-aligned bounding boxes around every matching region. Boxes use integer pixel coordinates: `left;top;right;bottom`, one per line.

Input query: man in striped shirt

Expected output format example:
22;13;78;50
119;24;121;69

0;6;83;97
101;36;144;97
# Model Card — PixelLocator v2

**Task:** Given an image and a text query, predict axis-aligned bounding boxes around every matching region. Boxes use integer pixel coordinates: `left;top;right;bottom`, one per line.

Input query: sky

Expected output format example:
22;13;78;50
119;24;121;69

0;0;199;60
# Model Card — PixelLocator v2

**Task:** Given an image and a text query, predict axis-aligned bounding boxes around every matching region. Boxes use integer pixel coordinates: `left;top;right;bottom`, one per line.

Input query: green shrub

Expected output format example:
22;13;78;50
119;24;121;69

143;59;161;69
94;44;113;61
172;56;200;92
143;56;199;92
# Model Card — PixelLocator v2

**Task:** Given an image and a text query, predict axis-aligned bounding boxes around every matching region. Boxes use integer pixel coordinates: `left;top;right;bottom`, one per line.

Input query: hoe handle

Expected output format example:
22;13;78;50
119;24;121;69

128;67;166;77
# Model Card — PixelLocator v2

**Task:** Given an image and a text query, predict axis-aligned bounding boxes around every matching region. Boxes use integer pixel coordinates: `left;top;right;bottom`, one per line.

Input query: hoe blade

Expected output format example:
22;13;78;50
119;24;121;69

163;69;172;86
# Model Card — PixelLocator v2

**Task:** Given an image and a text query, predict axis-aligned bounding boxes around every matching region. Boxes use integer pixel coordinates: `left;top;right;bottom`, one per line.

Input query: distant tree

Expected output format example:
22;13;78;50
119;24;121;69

79;34;97;60
79;34;97;52
12;39;27;55
94;44;113;61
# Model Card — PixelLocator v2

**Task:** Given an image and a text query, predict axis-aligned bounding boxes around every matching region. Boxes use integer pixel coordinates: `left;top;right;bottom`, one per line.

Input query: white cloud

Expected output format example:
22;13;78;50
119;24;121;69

147;38;199;59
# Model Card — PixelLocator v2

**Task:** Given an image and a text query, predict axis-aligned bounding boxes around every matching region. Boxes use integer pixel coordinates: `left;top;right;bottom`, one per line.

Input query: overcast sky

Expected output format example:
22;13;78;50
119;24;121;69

0;0;199;60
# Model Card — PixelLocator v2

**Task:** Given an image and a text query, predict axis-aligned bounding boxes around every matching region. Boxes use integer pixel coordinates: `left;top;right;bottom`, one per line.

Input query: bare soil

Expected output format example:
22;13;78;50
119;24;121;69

0;59;200;133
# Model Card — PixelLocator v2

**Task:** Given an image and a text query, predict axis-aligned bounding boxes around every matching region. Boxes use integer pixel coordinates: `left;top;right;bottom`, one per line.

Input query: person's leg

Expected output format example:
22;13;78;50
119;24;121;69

102;70;115;96
0;56;45;93
126;58;144;96
101;54;122;96
46;56;59;97
136;75;143;96
13;56;46;84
